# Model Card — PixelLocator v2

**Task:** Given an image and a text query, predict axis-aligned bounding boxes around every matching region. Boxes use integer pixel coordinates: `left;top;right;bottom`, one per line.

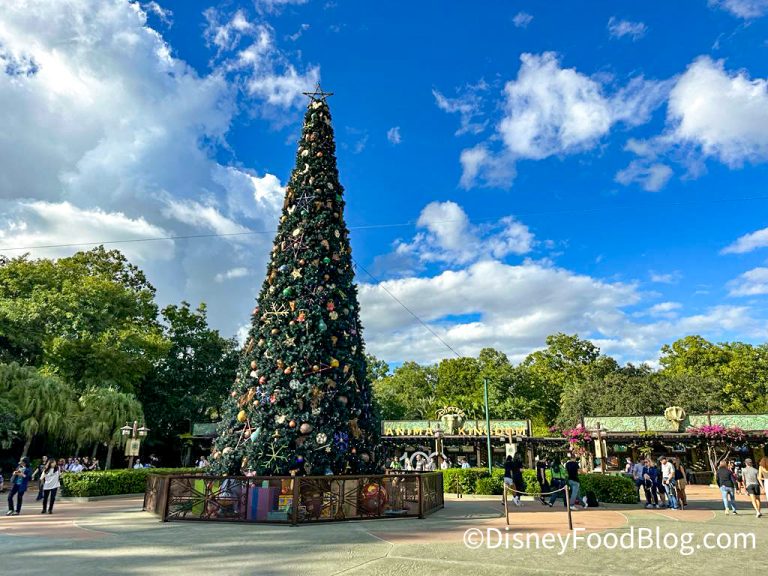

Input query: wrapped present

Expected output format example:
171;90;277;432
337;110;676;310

267;510;289;522
278;495;294;508
247;486;279;521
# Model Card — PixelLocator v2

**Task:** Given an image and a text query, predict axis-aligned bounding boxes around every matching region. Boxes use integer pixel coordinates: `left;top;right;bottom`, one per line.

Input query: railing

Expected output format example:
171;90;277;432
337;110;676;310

143;471;444;525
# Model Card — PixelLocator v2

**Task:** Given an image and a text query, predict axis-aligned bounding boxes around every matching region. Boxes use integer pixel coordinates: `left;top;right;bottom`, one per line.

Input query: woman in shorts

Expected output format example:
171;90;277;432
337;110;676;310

742;458;762;518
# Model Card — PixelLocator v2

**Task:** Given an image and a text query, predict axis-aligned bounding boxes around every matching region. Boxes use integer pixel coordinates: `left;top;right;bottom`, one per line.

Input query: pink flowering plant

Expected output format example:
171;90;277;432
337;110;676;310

687;425;746;474
560;425;593;457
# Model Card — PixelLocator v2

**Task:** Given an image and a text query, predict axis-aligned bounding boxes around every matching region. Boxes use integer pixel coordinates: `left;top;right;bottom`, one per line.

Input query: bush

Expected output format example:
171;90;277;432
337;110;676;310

60;467;199;497
476;476;503;495
442;467;637;502
577;473;638;504
443;467;488;494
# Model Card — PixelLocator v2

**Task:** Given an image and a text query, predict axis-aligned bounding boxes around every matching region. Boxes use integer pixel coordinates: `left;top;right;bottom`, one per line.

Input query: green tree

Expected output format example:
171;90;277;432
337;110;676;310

522;333;619;426
77;387;144;469
372;361;437;419
659;336;768;412
436;356;481;407
212;93;379;475
365;354;390;382
10;369;77;455
140;302;239;458
0;247;168;393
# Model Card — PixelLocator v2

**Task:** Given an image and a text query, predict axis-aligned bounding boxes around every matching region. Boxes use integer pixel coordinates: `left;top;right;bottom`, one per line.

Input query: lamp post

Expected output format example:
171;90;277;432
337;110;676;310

434;426;444;469
483;378;492;475
121;420;149;469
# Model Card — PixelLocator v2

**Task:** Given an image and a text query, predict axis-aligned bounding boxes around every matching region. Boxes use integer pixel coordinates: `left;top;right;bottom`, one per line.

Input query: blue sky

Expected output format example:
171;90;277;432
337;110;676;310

1;0;768;365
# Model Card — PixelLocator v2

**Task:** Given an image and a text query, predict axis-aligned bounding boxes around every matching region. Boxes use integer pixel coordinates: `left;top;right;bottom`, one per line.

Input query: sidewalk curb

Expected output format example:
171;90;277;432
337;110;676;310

59;493;145;503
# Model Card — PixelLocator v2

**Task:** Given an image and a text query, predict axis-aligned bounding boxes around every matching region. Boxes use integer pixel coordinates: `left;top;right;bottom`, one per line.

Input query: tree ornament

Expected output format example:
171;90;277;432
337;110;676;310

300;423;312;434
337;395;348;405
316;432;327;444
237;410;248;423
289;420;297;428
276;414;287;425
330;358;340;368
322;257;331;264
289;379;300;390
318;319;327;332
326;301;335;311
329;311;338;320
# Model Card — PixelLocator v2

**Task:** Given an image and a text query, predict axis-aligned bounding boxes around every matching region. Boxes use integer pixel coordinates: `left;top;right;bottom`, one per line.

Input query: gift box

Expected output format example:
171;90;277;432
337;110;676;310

247;486;279;521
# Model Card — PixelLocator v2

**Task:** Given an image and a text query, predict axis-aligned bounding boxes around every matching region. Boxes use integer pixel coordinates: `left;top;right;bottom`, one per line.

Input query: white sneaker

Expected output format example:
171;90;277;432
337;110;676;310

725;509;731;515
732;510;738;515
570;506;578;511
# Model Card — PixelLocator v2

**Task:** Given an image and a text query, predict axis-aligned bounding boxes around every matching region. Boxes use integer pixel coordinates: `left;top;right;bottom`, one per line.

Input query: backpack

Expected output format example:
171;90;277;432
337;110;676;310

584;490;599;507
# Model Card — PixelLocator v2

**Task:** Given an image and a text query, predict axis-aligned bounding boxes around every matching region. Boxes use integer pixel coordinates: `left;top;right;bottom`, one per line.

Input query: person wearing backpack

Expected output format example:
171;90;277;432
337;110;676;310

548;458;568;508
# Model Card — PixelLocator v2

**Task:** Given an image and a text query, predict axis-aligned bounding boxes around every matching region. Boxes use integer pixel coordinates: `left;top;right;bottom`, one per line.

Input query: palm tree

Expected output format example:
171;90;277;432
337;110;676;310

77;387;143;469
11;371;77;455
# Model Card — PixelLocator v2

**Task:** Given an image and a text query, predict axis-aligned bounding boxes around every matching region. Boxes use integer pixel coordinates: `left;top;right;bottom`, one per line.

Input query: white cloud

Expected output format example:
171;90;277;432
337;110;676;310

512;12;534;28
203;7;319;113
710;0;768;18
728;267;768;296
647;301;682;318
649;271;682;284
722;226;768;254
256;0;309;14
0;201;174;262
0;0;296;337
141;2;172;27
391;201;534;268
287;23;310;41
360;260;765;365
607;17;647;40
215;267;250;283
615;160;673;191
162;199;251;237
387;126;402;145
432;83;489;136
666;57;768;166
453;53;669;188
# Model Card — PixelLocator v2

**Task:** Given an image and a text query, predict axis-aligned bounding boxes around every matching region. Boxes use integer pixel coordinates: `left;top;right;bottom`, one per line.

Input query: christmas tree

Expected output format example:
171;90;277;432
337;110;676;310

211;86;379;476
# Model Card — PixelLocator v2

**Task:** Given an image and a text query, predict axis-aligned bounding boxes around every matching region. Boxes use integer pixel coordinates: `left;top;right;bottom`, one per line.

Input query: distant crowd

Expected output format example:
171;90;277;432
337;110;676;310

2;455;102;517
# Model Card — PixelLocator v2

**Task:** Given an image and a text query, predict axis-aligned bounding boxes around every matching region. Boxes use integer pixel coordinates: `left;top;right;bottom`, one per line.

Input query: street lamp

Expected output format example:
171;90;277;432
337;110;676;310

434;426;444;469
121;420;149;469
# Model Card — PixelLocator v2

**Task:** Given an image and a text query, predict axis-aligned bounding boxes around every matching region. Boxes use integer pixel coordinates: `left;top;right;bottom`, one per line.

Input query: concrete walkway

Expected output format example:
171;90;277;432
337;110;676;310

1;485;766;575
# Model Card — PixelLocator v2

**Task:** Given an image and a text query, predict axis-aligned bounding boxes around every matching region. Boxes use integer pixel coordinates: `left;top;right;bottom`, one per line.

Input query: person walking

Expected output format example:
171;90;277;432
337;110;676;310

674;458;688;507
536;456;550;505
717;459;738;515
742;458;762;518
660;457;679;510
40;459;61;514
642;459;659;508
511;455;526;507
548;458;568;508
758;457;768;507
6;457;32;516
31;455;48;502
565;454;581;511
631;458;645;502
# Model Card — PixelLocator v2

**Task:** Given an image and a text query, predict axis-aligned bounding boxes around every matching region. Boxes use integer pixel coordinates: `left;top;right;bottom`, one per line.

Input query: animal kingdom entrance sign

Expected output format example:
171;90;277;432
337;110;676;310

381;420;529;438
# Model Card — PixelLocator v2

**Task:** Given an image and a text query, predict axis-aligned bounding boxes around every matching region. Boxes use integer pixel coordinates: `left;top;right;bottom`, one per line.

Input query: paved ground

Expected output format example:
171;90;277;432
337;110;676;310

1;486;767;575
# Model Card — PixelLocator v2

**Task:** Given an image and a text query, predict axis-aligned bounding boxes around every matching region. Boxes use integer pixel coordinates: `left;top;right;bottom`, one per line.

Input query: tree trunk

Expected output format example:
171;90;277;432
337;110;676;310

106;442;114;470
92;443;99;458
22;435;32;457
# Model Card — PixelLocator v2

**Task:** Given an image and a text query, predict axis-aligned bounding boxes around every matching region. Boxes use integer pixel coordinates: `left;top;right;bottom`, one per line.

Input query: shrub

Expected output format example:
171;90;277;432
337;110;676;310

60;467;199;497
577;473;638;504
476;476;503;495
442;467;637;503
443;467;488;494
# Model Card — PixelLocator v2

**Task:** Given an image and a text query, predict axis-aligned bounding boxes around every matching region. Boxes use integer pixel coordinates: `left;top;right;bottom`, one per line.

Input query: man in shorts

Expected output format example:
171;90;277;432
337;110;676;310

742;458;762;518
